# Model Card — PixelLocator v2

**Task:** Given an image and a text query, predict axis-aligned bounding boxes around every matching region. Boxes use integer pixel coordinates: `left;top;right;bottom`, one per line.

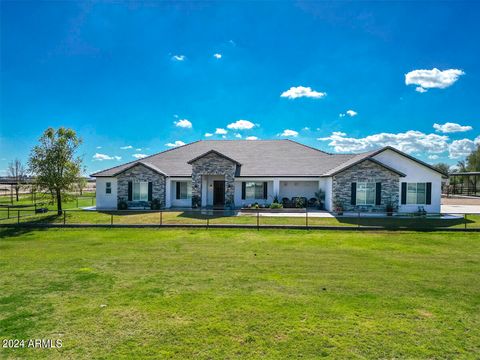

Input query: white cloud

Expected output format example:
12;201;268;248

213;53;222;59
204;133;213;137
215;128;227;135
246;136;258;140
93;153;121;161
433;122;472;133
135;148;142;151
165;140;186;147
448;139;476;159
235;133;242;138
318;130;449;154
302;127;310;131
174;119;192;128
340;110;358;117
405;68;465;93
172;55;185;61
280;129;299;137
132;153;148;159
120;145;133;150
428;154;439;160
280;86;326;99
227;119;255;130
96;146;102;149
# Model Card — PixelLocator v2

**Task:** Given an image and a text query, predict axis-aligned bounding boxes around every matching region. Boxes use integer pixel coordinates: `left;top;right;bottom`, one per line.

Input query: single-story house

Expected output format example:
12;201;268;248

92;140;446;213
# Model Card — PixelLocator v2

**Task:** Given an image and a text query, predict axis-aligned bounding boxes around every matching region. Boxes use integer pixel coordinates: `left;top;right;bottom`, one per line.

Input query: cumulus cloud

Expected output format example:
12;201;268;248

428;154;439;160
339;110;358;117
246;136;258;140
135;148;142;151
448;139;477;159
93;153;121;161
280;129;299;137
318;130;449;154
96;146;102;149
204;133;213;137
120;145;133;150
280;86;326;99
235;133;242;138
174;119;192;128
172;55;185;61
165;140;186;147
433;122;472;133
215;128;227;135
213;53;222;59
227;120;255;130
405;68;465;93
132;153;148;159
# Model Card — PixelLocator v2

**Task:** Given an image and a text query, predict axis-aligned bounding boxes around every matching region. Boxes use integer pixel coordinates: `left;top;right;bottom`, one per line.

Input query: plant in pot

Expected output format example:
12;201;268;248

150;198;161;210
333;200;344;215
118;199;128;210
385;201;394;216
191;195;201;208
314;190;325;210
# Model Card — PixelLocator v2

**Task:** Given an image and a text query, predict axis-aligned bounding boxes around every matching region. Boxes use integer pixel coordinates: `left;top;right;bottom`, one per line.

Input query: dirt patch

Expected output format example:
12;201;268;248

442;196;480;205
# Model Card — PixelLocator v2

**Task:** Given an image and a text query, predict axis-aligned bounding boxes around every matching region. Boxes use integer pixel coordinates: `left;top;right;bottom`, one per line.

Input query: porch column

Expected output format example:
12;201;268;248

165;178;171;208
273;179;280;198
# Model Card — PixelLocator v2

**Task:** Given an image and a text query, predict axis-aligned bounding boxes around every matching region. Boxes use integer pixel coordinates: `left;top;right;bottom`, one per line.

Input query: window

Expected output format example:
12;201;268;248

105;182;111;194
245;182;265;199
176;181;192;199
407;182;426;204
356;182;376;205
133;181;148;201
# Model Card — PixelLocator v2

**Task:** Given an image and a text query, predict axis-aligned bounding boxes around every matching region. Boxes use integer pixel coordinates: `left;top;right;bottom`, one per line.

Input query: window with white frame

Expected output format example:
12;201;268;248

176;181;192;199
133;181;148;201
245;182;265;199
356;182;376;205
105;182;111;194
406;182;426;204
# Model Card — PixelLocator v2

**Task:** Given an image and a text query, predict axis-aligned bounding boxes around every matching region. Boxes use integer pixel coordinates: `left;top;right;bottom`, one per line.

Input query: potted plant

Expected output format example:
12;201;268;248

150;198;161;210
315;190;325;210
334;200;344;215
118;199;128;210
191;195;201;208
385;202;394;216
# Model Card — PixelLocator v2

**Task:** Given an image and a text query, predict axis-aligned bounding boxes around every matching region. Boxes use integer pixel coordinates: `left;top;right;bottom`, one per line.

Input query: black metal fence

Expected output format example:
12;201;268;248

0;208;479;231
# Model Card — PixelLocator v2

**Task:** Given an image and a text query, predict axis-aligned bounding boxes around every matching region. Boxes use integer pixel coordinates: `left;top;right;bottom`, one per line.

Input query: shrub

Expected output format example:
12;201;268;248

118;200;128;210
270;202;283;209
191;195;201;208
150;198;161;210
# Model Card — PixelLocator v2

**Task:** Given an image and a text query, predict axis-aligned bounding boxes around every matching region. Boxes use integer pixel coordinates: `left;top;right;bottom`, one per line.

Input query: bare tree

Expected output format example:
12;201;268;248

8;159;27;201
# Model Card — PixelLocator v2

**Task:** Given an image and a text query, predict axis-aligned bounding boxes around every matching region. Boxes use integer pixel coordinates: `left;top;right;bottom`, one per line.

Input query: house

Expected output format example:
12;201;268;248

91;140;446;213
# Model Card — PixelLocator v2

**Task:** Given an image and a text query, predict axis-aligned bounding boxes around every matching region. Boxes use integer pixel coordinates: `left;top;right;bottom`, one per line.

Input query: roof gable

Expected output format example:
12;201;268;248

187;150;241;165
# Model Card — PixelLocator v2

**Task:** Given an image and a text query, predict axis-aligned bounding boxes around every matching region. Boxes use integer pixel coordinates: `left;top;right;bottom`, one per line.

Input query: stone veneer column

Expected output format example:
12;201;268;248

190;152;237;208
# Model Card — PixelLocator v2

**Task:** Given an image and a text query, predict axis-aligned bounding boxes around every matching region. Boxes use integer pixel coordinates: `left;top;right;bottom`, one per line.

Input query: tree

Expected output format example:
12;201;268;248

456;160;467;172
433;162;450;176
76;176;87;196
7;159;27;201
466;144;480;171
29;127;83;215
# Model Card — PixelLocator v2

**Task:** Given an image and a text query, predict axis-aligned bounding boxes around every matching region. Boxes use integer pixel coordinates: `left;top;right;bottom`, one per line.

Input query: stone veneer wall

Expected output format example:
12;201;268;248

332;160;400;212
117;164;166;208
191;152;236;207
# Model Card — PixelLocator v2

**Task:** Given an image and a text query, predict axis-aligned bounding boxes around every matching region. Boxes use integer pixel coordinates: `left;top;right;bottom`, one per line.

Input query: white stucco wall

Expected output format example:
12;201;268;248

95;177;117;209
170;179;193;208
233;179;274;207
322;177;333;211
373;149;443;213
279;180;318;200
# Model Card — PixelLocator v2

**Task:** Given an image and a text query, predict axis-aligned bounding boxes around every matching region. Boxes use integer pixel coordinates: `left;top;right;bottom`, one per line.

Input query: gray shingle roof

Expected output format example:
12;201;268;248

91;140;371;177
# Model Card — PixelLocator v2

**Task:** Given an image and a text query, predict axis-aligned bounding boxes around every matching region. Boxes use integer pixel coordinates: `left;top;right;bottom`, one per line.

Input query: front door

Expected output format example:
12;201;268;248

213;180;225;207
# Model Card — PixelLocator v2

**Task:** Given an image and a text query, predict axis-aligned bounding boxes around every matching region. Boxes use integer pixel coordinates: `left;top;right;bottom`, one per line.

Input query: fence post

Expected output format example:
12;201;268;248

207;216;209;229
465;214;467;230
17;210;20;224
76;198;79;208
63;210;66;225
111;213;113;226
305;208;308;229
257;209;259;230
160;210;163;226
7;207;9;219
358;212;360;229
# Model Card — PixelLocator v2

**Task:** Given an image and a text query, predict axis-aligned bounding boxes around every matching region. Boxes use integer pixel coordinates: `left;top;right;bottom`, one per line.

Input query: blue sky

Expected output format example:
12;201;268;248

1;1;479;175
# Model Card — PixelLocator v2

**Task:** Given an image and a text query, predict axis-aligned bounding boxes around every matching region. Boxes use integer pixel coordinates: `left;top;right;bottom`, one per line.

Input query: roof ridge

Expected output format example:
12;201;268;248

283;139;332;155
90;140;202;177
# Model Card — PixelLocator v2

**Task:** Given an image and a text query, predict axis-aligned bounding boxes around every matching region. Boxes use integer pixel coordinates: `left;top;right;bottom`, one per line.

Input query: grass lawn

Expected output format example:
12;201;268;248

1;208;479;229
0;228;479;359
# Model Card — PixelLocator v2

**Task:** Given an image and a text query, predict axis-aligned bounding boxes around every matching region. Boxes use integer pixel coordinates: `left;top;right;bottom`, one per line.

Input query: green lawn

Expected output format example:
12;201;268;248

0;228;479;359
1;208;479;229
